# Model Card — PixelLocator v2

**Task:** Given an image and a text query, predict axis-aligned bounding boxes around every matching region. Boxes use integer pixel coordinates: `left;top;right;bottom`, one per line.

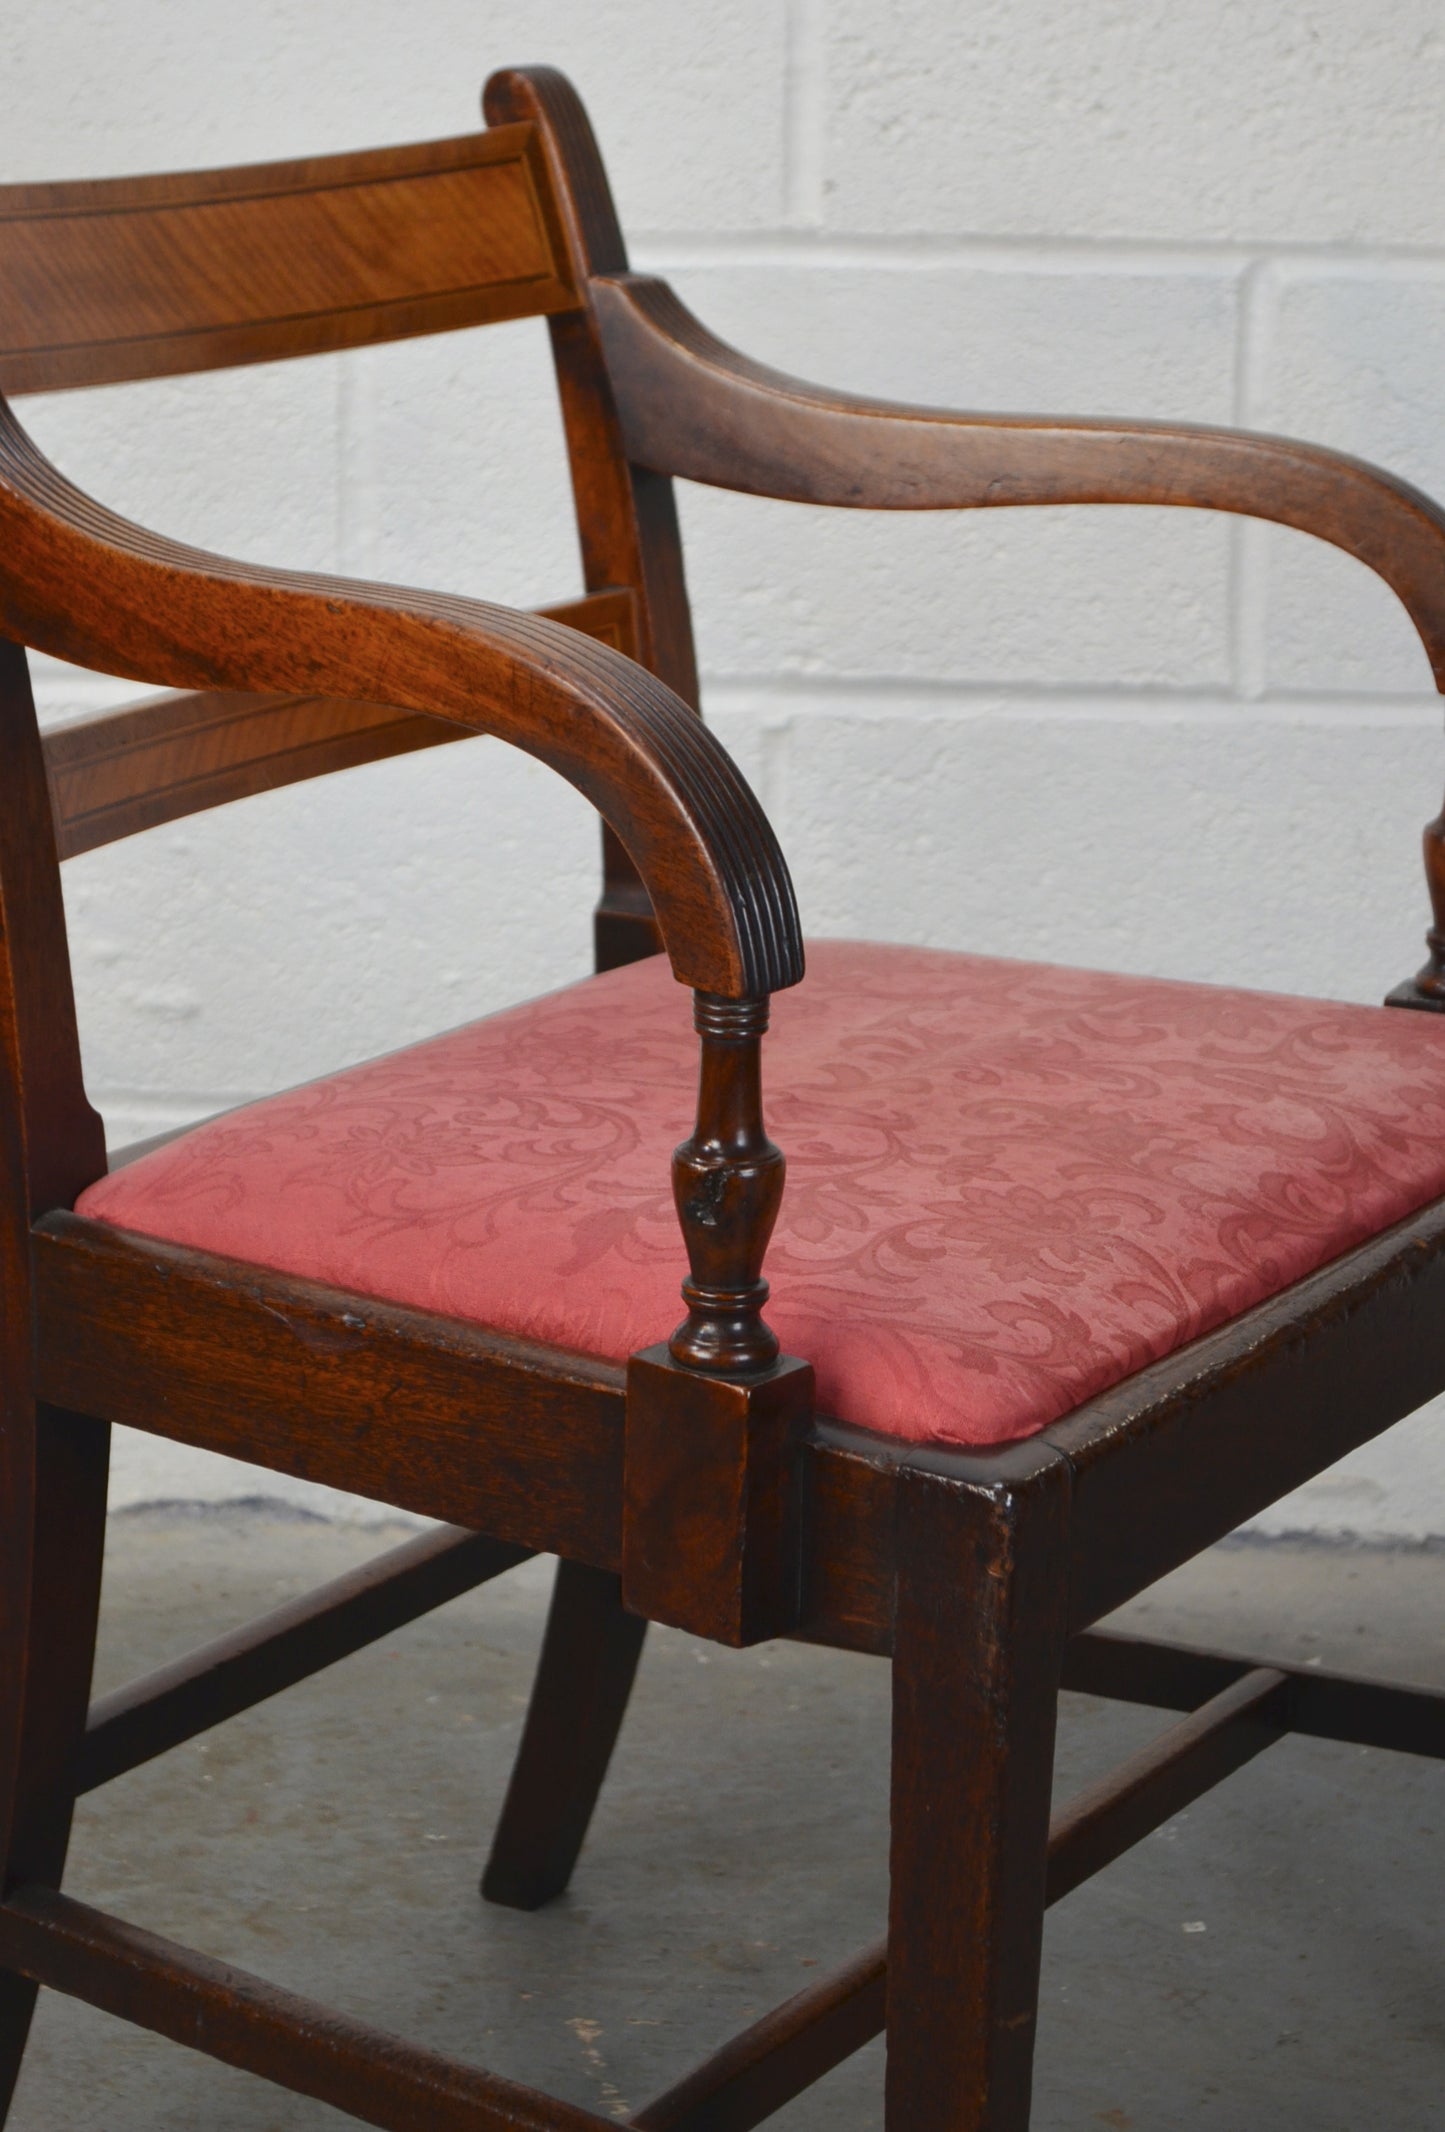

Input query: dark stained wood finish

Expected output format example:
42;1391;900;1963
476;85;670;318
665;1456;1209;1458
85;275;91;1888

591;271;1445;680
0;403;801;1001
0;1409;109;2118
33;1187;1445;1663
631;1665;1296;2132
0;127;579;396
33;1212;626;1565
481;1562;647;1910
588;261;1445;1011
623;1347;812;1647
0;1886;616;2132
1045;1666;1290;1905
0;61;1442;2132
631;1936;887;2132
487;71;701;712
486;68;697;974
1063;1627;1445;1760
78;1526;532;1795
668;996;787;1374
1045;1194;1445;1629
45;589;637;858
782;1184;1445;1664
0;645;111;2107
623;994;813;1646
0;642;104;1211
1390;792;1445;1008
885;1450;1071;2131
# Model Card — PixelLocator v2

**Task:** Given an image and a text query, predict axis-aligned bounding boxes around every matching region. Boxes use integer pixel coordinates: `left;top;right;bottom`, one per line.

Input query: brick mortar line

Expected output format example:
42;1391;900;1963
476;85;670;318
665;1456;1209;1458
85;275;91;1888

704;680;1443;725
634;234;1445;277
782;0;826;229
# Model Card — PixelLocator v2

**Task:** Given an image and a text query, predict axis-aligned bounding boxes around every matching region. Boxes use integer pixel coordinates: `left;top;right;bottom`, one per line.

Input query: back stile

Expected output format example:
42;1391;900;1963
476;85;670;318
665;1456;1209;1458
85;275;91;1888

485;66;701;972
0;641;104;1211
0;640;109;2109
0;91;705;973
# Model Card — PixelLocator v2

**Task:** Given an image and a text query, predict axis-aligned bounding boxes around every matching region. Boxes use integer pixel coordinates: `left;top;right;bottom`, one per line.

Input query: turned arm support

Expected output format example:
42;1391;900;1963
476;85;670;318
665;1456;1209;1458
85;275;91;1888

0;395;800;1370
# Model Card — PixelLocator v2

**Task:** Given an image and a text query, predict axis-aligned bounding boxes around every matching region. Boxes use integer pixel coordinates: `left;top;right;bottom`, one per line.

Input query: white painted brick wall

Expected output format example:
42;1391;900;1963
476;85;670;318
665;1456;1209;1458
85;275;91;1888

10;2;1445;1536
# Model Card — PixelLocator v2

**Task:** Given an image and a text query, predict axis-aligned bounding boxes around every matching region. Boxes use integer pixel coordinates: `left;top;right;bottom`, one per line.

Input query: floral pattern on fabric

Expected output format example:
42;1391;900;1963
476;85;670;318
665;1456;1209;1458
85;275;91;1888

77;941;1445;1448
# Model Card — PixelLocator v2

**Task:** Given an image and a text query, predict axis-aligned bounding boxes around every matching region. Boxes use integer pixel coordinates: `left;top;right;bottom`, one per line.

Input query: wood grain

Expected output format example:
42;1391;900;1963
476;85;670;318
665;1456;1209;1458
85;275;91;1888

485;67;702;976
623;1346;812;1647
1;63;1443;2132
33;1212;626;1565
33;1182;1445;1673
0;400;801;1000
45;589;637;858
885;1453;1071;2129
591;271;1445;686
0;127;579;395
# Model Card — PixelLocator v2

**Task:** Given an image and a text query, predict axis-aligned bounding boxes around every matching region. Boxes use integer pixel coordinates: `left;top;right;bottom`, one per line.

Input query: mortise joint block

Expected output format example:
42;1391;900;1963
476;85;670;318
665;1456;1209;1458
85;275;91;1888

622;1344;814;1647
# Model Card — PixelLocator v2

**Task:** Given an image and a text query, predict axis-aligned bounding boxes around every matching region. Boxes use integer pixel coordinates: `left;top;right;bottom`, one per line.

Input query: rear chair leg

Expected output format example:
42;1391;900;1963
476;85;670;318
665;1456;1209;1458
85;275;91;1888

481;1558;647;1910
0;1404;109;2121
886;1453;1072;2132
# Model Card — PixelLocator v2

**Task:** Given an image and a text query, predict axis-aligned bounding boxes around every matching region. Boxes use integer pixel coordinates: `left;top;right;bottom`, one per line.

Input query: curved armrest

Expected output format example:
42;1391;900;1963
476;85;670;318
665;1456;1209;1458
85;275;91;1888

0;397;801;1001
592;274;1445;688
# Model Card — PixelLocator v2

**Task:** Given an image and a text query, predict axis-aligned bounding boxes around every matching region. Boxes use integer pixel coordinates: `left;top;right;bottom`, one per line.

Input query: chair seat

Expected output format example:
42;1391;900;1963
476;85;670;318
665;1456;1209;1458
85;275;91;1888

75;940;1445;1448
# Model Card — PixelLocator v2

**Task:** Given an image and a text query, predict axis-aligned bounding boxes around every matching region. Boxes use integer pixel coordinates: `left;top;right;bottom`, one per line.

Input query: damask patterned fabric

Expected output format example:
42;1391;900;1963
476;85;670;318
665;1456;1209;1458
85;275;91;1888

77;941;1445;1448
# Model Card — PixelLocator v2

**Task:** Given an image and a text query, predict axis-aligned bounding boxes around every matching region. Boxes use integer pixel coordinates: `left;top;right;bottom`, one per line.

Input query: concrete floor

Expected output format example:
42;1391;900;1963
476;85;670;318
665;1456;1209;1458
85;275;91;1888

11;1511;1442;2130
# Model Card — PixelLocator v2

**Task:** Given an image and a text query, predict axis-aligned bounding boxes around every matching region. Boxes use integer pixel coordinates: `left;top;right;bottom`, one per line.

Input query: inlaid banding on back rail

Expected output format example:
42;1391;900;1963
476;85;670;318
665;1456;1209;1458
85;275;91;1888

0;125;580;394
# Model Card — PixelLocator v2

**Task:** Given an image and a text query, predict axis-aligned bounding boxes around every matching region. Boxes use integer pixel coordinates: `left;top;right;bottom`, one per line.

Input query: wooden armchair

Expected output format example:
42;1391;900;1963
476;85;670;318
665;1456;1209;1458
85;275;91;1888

0;64;1441;2132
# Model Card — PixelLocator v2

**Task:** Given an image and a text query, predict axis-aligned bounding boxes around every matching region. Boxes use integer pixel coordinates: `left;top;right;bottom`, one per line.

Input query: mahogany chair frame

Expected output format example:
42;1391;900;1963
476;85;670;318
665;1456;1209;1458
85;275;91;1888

0;63;1440;2131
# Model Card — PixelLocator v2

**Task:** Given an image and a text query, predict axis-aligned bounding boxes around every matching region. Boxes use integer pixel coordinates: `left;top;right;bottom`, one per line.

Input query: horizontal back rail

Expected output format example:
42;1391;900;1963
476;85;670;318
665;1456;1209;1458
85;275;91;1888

44;587;637;856
0;125;579;395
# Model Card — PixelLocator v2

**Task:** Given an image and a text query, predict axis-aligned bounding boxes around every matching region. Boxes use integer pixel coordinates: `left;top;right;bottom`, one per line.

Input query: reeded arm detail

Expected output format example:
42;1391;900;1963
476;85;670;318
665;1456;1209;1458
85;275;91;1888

0;395;801;1004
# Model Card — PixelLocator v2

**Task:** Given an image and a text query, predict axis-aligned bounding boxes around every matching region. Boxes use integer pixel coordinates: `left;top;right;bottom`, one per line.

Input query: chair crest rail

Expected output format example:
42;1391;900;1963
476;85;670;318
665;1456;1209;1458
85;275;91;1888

0;124;581;396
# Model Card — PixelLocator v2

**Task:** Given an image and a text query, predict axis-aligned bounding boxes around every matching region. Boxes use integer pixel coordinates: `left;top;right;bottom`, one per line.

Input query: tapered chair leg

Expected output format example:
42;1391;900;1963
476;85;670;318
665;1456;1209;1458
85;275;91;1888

481;1558;647;1910
0;1403;109;2121
885;1453;1072;2132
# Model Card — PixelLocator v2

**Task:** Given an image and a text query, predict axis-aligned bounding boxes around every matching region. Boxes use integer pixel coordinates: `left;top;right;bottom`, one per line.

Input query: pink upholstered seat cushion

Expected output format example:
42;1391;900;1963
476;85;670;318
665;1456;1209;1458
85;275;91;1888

76;941;1445;1449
